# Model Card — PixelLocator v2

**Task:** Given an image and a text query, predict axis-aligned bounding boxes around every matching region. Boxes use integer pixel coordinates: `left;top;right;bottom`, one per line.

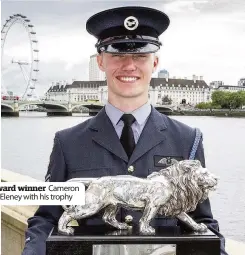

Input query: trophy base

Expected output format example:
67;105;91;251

46;225;220;255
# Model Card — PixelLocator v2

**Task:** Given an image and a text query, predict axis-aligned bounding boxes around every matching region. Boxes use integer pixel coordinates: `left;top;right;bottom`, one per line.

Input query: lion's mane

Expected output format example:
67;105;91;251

148;161;210;216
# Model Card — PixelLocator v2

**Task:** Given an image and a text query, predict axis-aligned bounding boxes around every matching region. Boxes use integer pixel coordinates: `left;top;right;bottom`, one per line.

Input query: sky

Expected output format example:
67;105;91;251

1;0;245;97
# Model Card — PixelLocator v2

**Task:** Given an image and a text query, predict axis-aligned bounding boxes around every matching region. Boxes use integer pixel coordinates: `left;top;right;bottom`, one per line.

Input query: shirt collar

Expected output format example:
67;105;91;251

105;101;151;126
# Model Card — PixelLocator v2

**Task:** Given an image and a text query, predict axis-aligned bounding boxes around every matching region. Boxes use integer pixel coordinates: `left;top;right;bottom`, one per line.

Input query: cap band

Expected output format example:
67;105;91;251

101;43;160;54
96;35;162;54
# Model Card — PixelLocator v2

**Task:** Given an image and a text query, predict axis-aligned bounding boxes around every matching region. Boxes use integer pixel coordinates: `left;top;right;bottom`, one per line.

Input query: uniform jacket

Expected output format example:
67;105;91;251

22;106;228;255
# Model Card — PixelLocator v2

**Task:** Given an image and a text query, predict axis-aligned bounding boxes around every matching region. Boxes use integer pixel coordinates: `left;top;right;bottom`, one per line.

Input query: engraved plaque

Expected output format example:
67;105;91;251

93;244;176;255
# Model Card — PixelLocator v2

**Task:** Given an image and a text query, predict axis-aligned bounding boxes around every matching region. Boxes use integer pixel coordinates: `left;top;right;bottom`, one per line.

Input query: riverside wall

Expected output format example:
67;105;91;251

171;109;245;117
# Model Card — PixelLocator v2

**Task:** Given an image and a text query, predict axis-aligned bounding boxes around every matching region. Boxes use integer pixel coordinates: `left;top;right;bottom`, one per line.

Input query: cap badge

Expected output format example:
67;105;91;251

124;16;139;30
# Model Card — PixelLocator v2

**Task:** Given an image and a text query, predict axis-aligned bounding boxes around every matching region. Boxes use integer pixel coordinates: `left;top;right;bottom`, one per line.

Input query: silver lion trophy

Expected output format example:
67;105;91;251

46;160;221;255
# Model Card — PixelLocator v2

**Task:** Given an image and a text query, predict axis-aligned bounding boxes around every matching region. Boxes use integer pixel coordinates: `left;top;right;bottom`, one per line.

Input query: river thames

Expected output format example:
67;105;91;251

1;112;245;242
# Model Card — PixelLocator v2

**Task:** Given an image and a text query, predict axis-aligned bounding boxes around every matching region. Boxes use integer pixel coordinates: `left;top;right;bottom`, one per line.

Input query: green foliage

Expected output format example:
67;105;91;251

211;90;245;109
211;104;222;109
195;102;212;109
195;102;222;109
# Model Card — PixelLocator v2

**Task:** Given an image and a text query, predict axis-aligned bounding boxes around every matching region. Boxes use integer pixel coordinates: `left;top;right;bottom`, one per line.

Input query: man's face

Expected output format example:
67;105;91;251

97;52;159;100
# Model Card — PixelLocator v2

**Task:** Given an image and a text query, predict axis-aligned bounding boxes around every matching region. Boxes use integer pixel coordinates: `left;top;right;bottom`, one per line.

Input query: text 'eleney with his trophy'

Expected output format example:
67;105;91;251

58;160;218;235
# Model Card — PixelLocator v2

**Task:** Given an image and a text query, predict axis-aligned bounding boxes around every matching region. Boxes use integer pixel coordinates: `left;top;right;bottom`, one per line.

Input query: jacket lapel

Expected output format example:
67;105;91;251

128;107;167;165
89;108;128;162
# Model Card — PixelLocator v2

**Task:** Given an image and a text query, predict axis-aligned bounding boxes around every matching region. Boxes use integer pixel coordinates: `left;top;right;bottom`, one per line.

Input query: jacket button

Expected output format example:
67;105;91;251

125;215;133;223
128;165;134;173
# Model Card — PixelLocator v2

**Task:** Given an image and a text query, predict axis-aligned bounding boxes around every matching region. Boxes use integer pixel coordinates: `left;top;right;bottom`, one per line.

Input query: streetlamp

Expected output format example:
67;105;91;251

101;88;103;103
68;90;71;103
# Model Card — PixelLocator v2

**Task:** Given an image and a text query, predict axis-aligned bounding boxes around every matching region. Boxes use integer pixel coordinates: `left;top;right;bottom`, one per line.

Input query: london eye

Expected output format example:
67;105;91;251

1;13;40;100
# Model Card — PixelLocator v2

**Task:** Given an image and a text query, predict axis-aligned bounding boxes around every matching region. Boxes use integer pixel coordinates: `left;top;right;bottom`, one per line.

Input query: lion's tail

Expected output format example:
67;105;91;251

62;178;95;212
62;204;76;212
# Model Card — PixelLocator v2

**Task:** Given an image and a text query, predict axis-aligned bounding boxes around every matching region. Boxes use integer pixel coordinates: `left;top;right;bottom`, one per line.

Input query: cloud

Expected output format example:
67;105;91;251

163;0;208;13
157;0;245;83
163;0;245;14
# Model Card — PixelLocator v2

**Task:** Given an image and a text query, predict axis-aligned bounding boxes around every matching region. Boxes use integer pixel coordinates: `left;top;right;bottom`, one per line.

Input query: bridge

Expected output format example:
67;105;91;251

1;100;174;117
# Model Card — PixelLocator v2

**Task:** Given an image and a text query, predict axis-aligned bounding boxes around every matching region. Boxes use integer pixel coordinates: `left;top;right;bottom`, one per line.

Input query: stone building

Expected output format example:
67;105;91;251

45;76;211;106
89;54;106;81
45;80;106;101
149;75;211;105
238;78;245;87
217;85;245;92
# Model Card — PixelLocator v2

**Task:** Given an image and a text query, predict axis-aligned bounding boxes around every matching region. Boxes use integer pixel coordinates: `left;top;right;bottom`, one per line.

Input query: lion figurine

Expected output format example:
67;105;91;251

58;160;218;235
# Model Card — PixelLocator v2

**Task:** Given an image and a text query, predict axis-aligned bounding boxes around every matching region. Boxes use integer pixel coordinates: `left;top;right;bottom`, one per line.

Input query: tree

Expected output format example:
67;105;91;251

196;102;207;109
211;90;245;109
211;91;230;108
238;91;245;107
162;95;172;105
211;91;225;106
196;102;222;109
229;93;241;109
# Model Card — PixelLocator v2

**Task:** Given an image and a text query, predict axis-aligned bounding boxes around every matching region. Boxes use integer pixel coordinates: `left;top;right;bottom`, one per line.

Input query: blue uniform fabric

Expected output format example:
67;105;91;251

22;106;228;255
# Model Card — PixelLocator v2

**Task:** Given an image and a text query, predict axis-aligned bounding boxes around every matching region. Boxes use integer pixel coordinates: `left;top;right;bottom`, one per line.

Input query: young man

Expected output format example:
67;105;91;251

22;6;228;255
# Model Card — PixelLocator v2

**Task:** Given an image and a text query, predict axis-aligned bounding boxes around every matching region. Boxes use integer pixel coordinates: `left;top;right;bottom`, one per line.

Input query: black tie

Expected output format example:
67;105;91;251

120;114;136;158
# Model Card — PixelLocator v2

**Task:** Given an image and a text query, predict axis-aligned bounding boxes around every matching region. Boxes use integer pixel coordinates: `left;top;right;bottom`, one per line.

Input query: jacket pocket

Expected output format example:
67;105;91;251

154;155;184;168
